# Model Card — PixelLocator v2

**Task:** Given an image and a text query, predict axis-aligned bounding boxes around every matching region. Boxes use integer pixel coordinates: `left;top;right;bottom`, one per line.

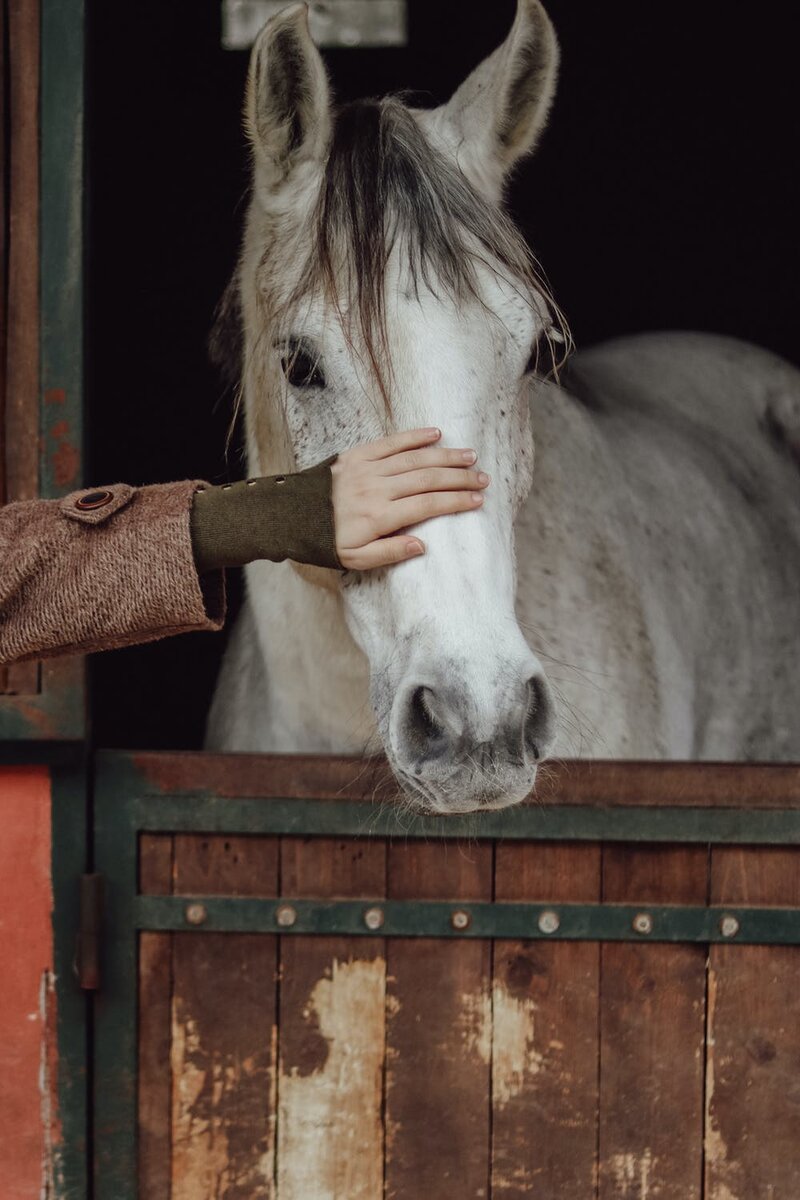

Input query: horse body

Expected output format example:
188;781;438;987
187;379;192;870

515;331;800;760
208;329;800;762
206;0;800;807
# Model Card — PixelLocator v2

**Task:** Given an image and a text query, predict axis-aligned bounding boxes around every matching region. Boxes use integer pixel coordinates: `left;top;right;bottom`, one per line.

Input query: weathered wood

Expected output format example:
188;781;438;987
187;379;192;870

129;752;800;809
139;835;173;1200
4;0;39;503
599;846;708;1199
1;0;40;696
126;753;800;1200
492;842;601;1198
277;836;386;1200
171;835;278;1200
1;0;7;508
2;662;40;696
0;0;5;697
384;840;493;1200
705;847;800;1199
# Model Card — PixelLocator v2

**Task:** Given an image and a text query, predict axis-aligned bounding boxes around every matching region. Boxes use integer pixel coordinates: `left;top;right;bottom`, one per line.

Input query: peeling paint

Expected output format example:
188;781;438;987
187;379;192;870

492;982;544;1108
40;968;61;1200
459;988;492;1065
608;1148;655;1197
460;982;546;1109
47;418;80;487
278;957;385;1200
171;999;275;1199
51;440;80;488
0;769;54;1200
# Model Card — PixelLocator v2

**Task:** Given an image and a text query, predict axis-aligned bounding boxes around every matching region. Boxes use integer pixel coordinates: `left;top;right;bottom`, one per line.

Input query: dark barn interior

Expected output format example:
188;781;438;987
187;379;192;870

87;0;799;750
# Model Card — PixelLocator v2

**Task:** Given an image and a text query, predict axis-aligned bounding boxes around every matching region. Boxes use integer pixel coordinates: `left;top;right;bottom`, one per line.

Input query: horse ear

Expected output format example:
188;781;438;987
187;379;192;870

432;0;559;196
245;3;331;194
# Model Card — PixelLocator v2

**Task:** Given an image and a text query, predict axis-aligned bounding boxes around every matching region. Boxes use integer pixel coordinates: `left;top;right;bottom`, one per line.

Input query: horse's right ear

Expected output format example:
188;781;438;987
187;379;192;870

245;3;331;195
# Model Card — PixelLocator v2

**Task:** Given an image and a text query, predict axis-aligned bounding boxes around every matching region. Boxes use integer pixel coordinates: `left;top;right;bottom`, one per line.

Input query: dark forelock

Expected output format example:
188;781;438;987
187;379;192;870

302;97;542;389
212;96;563;399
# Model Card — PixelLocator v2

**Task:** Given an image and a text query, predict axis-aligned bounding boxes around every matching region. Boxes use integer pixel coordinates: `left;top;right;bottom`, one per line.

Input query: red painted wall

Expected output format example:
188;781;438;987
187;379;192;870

0;767;54;1199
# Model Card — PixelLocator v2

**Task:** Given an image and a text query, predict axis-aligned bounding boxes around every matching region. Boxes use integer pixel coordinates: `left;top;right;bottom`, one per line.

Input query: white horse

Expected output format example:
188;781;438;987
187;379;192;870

207;0;800;812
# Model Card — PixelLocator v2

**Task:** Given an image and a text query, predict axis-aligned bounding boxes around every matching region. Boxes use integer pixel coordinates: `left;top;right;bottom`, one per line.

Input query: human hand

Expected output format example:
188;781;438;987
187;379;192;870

330;428;490;571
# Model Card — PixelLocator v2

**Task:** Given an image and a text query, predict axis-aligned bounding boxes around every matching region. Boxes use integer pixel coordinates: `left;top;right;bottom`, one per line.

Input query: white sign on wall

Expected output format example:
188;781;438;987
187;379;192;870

222;0;408;49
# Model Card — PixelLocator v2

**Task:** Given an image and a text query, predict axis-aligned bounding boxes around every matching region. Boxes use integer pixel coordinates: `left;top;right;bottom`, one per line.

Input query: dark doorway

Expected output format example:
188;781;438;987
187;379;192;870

87;0;799;749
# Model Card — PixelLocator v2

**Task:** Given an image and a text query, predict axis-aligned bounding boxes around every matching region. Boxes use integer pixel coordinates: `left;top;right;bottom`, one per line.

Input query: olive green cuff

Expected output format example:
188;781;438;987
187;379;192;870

189;455;342;573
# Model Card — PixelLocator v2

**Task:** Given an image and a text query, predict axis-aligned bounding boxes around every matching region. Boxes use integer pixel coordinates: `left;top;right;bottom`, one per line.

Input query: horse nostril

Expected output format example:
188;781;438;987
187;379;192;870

524;675;552;761
410;686;443;742
401;685;453;764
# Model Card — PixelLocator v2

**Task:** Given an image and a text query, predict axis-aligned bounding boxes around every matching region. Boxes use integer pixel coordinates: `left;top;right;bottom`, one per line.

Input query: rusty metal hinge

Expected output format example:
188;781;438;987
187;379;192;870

77;873;104;991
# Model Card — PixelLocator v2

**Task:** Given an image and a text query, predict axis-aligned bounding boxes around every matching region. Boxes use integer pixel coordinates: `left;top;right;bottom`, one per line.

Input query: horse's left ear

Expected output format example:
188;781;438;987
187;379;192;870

429;0;559;197
245;3;331;197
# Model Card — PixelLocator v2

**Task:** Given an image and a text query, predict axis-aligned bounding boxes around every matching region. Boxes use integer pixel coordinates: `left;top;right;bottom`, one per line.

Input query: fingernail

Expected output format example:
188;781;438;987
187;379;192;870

407;539;425;555
478;471;490;485
471;492;484;504
426;427;441;438
462;450;477;463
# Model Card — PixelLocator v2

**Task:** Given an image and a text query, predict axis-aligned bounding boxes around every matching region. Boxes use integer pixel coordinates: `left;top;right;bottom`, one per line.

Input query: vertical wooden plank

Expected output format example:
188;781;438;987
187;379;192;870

706;847;800;1200
1;0;7;509
2;0;40;696
4;0;39;503
599;846;707;1200
171;835;278;1200
492;842;601;1198
277;836;386;1200
385;840;493;1200
139;835;174;1200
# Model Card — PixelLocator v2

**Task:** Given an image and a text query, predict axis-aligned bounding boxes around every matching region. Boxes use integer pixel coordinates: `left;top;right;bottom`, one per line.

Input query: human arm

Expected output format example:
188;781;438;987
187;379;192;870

0;429;488;665
190;427;489;573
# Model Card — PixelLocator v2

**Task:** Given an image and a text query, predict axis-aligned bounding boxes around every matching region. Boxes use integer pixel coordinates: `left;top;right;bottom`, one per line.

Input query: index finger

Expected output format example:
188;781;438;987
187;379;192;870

361;428;441;461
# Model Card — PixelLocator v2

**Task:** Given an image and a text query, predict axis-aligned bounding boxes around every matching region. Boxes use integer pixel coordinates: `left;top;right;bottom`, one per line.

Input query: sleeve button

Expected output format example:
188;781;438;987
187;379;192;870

75;489;114;510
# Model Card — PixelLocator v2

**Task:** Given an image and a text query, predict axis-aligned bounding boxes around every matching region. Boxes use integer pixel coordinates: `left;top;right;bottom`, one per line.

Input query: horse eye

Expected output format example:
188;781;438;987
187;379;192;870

524;328;563;379
280;340;326;389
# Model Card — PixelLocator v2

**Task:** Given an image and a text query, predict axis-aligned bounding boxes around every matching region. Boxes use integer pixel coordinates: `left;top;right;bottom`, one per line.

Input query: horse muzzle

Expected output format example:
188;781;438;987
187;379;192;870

386;666;556;813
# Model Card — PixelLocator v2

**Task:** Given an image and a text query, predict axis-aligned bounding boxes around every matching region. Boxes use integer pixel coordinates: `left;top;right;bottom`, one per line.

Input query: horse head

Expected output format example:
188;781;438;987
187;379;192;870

229;0;566;812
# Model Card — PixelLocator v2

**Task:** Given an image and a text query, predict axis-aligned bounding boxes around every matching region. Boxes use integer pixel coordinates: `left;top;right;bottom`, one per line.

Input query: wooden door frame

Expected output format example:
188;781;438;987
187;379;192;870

0;0;86;747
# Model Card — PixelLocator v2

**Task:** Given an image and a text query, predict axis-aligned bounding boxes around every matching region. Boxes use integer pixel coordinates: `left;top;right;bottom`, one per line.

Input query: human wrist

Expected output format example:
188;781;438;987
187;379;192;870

190;457;341;572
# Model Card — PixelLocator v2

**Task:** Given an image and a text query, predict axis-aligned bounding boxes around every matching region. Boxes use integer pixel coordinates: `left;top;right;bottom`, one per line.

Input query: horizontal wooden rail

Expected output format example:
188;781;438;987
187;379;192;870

117;750;800;809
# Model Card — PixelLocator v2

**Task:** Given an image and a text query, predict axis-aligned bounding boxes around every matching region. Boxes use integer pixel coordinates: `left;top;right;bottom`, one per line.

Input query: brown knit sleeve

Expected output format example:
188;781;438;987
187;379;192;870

0;480;225;665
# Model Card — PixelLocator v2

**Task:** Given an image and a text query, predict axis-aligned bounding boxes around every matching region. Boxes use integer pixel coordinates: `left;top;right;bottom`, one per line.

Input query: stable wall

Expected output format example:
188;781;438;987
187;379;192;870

0;768;54;1200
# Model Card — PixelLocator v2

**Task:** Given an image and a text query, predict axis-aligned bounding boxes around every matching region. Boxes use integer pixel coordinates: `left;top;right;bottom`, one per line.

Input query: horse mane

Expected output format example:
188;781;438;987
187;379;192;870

210;95;568;401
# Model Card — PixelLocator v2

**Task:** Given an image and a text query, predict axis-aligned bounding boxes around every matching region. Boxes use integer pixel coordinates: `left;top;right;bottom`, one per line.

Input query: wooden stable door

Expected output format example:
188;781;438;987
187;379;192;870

92;752;800;1200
